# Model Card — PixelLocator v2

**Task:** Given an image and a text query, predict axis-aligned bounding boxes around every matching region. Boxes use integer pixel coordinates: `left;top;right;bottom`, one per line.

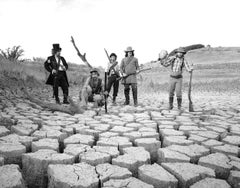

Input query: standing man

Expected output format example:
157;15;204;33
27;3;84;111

44;44;69;104
106;53;120;104
80;68;104;108
160;47;193;110
120;46;140;106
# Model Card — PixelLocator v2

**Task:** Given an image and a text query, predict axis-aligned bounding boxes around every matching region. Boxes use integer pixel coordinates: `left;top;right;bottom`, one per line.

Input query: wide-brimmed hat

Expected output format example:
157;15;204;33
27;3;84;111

90;68;99;75
125;46;134;52
52;43;62;52
175;47;186;54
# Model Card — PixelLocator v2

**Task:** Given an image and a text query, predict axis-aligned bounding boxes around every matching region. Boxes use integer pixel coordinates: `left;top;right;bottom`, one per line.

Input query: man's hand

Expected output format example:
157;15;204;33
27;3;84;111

103;91;109;96
52;69;57;74
62;66;67;71
122;73;127;77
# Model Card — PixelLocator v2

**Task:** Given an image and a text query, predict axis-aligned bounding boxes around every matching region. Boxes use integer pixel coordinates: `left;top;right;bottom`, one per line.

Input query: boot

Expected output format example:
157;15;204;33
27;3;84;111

63;94;69;104
168;97;174;110
56;97;61;105
177;98;182;110
124;88;130;105
112;96;116;104
132;86;138;107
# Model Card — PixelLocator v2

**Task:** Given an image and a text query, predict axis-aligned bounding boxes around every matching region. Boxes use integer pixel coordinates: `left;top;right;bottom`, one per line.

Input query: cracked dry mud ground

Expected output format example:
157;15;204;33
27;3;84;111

0;87;240;188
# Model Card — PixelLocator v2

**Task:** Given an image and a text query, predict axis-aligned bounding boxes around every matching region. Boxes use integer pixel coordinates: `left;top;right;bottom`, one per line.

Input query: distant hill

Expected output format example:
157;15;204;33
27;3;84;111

186;47;240;64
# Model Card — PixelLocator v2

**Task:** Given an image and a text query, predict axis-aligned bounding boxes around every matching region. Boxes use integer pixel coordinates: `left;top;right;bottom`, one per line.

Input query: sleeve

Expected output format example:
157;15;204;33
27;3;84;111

135;58;140;70
184;59;193;72
120;59;124;74
161;56;175;67
44;57;52;72
62;57;68;70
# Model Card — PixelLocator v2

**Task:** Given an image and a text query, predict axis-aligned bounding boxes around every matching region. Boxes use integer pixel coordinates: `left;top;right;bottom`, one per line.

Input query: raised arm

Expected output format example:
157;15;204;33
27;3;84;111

161;56;176;67
184;59;193;72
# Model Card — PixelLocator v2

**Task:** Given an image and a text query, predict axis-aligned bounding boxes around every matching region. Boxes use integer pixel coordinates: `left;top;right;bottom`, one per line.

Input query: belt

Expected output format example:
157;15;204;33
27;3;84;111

170;75;182;79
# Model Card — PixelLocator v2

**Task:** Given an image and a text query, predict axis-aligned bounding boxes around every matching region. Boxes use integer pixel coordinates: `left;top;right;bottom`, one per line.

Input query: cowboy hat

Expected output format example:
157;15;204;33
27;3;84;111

175;47;186;54
90;68;99;75
125;46;134;52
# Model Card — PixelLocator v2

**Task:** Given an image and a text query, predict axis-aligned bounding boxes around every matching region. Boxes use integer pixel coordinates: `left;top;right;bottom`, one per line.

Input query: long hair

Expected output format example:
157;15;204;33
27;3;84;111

125;51;134;57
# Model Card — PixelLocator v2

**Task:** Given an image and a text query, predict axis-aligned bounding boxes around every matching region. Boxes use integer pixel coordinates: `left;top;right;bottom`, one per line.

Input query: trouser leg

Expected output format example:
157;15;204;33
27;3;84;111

176;78;183;109
59;72;69;104
124;84;130;105
81;86;92;106
53;75;60;104
112;78;119;103
131;83;138;106
169;78;176;109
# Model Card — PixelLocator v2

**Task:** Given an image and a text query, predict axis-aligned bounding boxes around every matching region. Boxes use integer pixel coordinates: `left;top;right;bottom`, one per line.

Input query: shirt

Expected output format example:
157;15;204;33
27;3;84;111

107;61;120;75
55;56;65;71
161;56;192;76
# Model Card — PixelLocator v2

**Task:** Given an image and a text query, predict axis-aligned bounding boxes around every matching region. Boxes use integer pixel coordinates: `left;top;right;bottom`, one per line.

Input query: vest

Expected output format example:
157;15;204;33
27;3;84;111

89;77;102;94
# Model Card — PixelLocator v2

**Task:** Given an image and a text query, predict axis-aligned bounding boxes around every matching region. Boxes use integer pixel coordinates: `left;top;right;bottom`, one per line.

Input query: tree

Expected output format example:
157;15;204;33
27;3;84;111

0;45;24;62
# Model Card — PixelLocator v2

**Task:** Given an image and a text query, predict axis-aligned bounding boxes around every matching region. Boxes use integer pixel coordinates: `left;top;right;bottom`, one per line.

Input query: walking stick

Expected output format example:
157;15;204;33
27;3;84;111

188;71;194;112
104;71;108;113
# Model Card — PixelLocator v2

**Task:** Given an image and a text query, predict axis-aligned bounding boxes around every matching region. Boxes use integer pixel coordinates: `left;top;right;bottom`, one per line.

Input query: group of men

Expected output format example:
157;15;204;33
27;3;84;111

44;44;193;110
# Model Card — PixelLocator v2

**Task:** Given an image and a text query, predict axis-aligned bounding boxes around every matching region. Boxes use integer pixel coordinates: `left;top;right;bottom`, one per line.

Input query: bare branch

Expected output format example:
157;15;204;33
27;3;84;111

70;36;92;69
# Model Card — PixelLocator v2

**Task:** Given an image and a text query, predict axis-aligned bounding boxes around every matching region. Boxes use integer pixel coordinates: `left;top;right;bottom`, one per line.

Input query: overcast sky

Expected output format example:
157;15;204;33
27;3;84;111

0;0;239;67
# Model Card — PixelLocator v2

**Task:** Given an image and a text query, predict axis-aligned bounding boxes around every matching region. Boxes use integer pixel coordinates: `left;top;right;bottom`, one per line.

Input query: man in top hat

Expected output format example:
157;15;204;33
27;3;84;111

80;68;104;108
106;53;120;104
120;46;140;106
160;47;193;110
44;44;69;104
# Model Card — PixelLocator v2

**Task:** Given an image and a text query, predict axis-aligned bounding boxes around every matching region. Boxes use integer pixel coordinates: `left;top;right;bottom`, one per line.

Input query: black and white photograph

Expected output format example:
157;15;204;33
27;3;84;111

0;0;240;187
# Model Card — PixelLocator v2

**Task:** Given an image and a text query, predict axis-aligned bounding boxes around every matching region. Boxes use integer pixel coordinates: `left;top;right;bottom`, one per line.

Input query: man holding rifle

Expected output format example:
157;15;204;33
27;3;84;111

120;46;140;106
106;53;120;104
159;47;193;110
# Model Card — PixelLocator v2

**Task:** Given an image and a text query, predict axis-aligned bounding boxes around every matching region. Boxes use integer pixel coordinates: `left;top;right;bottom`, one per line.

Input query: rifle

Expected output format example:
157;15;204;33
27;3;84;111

188;71;194;112
103;48;110;113
117;67;152;83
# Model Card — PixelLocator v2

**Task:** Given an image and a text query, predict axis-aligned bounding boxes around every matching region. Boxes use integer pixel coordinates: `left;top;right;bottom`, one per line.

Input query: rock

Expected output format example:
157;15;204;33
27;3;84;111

134;138;161;162
0;142;26;165
125;122;144;130
0;126;10;137
222;136;240;146
96;163;132;183
46;130;68;142
48;163;99;188
0;164;26;188
93;146;120;159
188;135;208;144
11;123;38;136
163;136;193;147
201;139;223;149
99;132;119;138
212;144;240;156
103;177;154;188
161;162;215;188
80;150;111;166
97;136;132;153
198;153;232;179
64;144;91;162
195;131;219;140
190;177;231;188
229;160;240;171
227;170;240;188
123;147;151;165
167;144;210;163
32;130;47;139
22;149;74;188
0;134;37;152
138;163;178;188
63;134;94;147
160;129;185;138
31;138;59;152
157;148;190;163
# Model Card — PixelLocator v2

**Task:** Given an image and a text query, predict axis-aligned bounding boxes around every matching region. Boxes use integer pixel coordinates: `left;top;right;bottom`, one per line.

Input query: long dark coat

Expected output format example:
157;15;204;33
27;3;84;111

44;55;69;87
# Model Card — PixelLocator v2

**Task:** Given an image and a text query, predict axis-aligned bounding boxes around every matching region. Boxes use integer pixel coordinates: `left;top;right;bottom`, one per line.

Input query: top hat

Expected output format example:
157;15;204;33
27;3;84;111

125;46;134;52
52;44;62;52
175;47;186;54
